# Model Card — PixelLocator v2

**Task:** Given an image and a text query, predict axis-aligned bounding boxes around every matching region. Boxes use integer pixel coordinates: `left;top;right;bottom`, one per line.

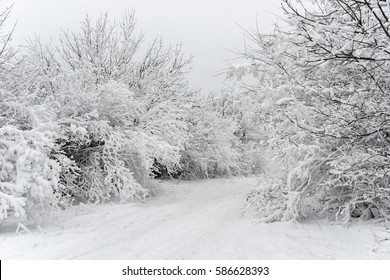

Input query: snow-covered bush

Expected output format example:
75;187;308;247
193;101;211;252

180;106;241;179
230;0;390;222
0;94;63;224
208;89;268;175
0;125;61;224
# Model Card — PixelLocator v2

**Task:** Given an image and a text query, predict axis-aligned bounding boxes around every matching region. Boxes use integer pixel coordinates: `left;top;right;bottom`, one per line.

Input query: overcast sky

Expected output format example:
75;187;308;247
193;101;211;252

9;0;282;93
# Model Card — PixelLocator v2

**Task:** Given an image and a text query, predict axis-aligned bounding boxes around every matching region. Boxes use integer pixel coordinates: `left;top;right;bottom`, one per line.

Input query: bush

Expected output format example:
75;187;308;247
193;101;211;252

0;109;60;224
180;106;241;179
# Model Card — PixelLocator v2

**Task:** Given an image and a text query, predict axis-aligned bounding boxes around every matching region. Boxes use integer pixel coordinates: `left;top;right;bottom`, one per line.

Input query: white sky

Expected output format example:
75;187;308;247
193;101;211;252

8;0;282;93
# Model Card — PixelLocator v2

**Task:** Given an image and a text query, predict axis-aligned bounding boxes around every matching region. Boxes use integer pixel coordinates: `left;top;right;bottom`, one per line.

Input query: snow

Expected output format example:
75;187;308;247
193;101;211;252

1;177;389;259
275;97;295;106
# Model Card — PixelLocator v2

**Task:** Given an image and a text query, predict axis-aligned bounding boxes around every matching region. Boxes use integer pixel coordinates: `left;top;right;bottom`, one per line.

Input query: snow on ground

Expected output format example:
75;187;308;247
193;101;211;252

1;176;390;259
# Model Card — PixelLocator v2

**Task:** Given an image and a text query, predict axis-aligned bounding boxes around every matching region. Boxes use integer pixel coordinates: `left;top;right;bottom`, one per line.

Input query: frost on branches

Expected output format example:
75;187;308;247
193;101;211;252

0;125;60;223
0;97;61;224
180;105;241;179
0;10;242;224
230;0;390;222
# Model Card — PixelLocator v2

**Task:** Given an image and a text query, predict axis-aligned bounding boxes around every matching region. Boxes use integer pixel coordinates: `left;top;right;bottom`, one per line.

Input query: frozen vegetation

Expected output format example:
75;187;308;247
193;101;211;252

1;0;390;259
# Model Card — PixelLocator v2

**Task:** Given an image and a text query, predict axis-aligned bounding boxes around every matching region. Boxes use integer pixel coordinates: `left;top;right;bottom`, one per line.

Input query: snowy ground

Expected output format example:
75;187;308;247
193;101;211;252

1;176;390;259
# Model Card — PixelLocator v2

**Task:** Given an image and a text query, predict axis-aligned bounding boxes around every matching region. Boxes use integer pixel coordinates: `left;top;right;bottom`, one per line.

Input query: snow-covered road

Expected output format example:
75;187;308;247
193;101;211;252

1;177;389;259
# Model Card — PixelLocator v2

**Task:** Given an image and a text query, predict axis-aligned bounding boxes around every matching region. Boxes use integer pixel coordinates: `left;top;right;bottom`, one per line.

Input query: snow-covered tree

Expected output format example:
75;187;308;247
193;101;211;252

0;6;60;224
0;97;59;222
179;103;242;179
50;12;242;182
229;0;390;222
208;88;268;175
1;9;243;225
0;5;16;86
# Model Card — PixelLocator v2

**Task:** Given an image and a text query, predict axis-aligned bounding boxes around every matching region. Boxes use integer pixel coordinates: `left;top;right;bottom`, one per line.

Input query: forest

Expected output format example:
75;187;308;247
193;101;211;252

1;0;390;230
